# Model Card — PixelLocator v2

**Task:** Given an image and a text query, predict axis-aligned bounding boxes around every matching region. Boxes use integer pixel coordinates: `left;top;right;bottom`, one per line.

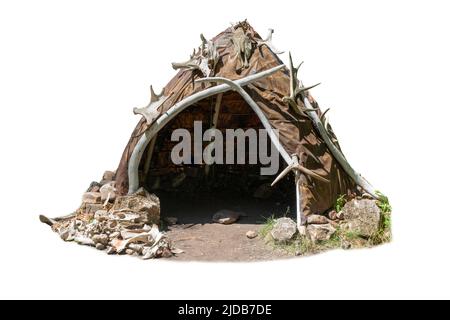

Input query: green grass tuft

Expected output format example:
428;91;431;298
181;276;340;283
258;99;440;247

370;191;392;245
259;215;277;238
335;194;347;212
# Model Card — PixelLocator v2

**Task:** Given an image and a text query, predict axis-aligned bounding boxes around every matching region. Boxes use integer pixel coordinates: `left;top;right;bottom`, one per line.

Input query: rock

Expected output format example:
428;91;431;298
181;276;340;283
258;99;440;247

100;182;116;203
270;218;297;242
82;192;102;204
110;238;125;252
125;249;135;255
307;214;329;225
263;232;273;244
80;202;103;214
86;181;102;193
341;199;381;238
171;248;184;255
341;241;351;250
102;171;116;182
336;211;344;220
160;247;173;258
112;187;160;225
128;243;144;254
298;225;307;236
133;187;153;198
95;243;106;251
327;210;338;221
92;234;109;246
109;231;121;239
246;230;258;239
307;224;336;243
253;183;273;199
94;210;109;222
74;236;95;246
212;209;241;225
164;217;178;225
106;246;116;255
107;220;118;229
59;228;74;242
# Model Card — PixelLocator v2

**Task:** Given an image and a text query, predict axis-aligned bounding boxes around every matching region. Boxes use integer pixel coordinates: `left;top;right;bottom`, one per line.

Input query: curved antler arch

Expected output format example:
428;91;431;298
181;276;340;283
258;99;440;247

127;65;287;194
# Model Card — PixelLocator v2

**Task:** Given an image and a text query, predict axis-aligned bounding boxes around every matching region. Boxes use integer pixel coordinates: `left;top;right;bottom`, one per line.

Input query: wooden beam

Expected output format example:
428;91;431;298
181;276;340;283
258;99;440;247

143;134;157;179
205;93;223;176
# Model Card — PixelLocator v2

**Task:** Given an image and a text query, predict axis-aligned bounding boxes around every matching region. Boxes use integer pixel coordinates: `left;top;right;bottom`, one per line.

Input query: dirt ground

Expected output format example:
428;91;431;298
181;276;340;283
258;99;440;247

159;193;296;262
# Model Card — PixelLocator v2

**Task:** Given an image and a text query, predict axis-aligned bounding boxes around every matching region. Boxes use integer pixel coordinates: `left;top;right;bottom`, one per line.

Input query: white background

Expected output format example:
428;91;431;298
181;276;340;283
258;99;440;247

0;0;449;299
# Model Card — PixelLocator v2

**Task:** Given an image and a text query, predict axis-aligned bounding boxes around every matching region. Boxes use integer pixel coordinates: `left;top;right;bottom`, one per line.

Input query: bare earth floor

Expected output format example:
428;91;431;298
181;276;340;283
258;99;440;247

166;223;291;262
158;193;296;262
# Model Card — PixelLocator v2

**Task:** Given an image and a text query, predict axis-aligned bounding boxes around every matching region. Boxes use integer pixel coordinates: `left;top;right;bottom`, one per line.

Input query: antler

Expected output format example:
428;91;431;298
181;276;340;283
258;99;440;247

172;34;220;77
257;28;284;55
283;52;320;117
133;85;168;125
271;154;329;187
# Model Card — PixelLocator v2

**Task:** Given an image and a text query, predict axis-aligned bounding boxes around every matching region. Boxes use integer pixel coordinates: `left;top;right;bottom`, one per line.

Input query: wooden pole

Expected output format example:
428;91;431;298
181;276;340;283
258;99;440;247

143;134;157;179
205;93;223;176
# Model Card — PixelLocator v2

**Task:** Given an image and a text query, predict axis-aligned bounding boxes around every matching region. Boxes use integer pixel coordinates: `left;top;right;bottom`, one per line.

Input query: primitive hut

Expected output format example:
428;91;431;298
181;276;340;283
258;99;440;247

114;21;378;227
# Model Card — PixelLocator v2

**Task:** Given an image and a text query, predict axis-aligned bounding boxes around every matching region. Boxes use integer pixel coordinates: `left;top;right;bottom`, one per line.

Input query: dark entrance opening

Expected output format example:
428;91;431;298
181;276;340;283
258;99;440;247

138;91;296;225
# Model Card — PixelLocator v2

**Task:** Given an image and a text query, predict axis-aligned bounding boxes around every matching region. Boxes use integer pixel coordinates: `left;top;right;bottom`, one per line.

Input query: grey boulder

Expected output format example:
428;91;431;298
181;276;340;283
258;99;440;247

341;199;381;238
306;224;336;243
270;217;297;242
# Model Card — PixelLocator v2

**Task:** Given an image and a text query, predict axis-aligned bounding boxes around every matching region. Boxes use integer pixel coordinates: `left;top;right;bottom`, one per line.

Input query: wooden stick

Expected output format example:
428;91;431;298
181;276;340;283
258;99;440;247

205;93;223;176
143;135;157;178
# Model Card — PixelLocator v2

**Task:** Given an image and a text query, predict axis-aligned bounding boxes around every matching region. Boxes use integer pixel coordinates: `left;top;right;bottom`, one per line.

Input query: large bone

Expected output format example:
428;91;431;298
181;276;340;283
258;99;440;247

303;96;379;199
133;86;168;125
282;53;379;199
39;212;78;227
127;65;286;194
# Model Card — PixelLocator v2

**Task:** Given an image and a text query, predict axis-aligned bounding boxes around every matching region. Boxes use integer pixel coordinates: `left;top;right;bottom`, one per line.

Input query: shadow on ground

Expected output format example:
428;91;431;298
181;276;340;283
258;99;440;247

157;192;296;262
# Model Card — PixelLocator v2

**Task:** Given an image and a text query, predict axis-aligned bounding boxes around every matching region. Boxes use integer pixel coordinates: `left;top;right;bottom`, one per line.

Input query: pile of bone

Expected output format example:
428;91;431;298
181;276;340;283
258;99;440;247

41;171;182;260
